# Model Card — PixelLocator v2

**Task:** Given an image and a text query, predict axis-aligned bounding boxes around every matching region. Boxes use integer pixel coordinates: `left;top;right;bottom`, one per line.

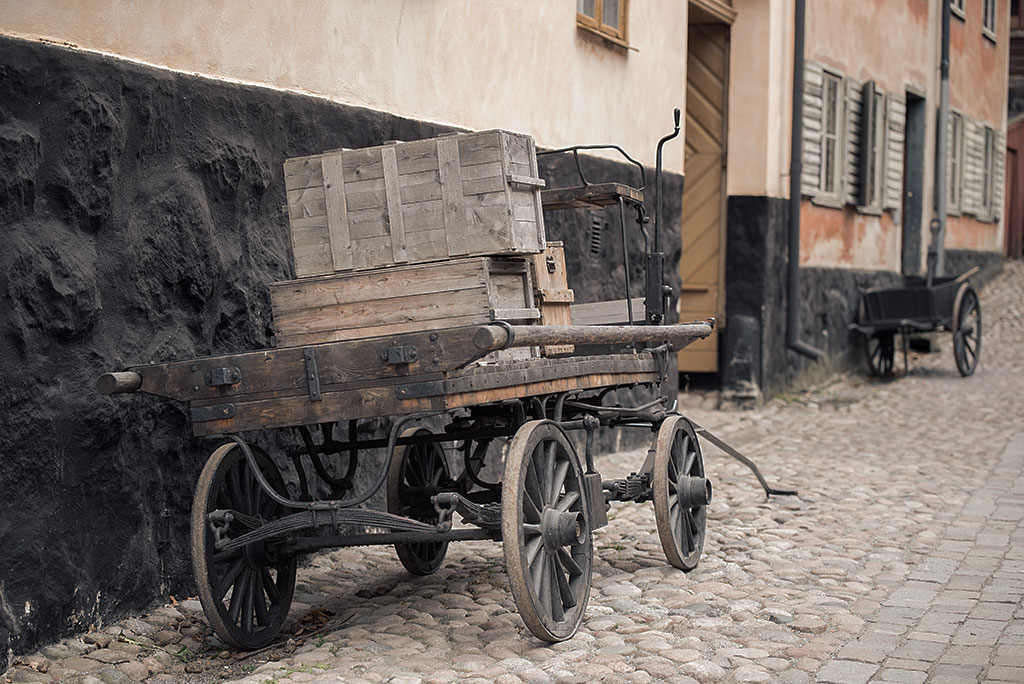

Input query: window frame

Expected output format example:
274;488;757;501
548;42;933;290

983;0;997;40
818;69;845;202
948;111;964;215
577;0;629;47
951;0;965;21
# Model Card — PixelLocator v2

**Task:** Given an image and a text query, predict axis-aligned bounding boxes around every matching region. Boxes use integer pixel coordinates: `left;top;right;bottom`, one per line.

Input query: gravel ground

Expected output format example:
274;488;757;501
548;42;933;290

5;261;1023;684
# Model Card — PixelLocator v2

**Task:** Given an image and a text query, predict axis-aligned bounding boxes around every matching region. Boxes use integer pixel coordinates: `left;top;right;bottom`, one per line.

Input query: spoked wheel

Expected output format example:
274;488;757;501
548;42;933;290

953;284;981;377
192;443;297;649
865;332;896;379
653;416;711;571
387;428;452;575
502;420;592;642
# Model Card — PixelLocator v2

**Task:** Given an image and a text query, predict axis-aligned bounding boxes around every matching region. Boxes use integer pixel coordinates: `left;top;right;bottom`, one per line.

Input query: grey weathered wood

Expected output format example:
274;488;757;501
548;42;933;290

271;257;539;349
802;61;825;196
97;371;143;395
884;94;905;211
437;136;468;256
540;183;644;210
472;322;713;351
322;154;354;271
381;145;408;264
570;298;646;326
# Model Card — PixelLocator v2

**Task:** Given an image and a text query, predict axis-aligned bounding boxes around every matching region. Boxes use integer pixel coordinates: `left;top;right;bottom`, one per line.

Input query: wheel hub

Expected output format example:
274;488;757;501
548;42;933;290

541;507;585;551
675;474;712;508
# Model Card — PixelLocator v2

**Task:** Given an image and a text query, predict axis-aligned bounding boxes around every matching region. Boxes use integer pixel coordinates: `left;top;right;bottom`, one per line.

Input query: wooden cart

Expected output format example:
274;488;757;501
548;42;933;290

98;113;788;649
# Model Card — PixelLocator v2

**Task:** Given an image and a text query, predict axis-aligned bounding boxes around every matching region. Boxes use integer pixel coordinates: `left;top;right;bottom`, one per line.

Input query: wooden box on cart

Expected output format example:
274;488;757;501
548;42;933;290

283;130;548;277
527;242;574;356
269;256;541;355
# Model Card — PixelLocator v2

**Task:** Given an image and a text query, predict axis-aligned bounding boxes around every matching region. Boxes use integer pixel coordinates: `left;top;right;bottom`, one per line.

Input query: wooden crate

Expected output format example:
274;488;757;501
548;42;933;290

527;242;575;356
269;257;541;350
284;130;547;277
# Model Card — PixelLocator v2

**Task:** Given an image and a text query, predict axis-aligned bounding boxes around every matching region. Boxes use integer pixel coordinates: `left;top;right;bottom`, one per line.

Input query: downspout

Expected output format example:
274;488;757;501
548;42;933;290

927;0;952;285
787;0;824;359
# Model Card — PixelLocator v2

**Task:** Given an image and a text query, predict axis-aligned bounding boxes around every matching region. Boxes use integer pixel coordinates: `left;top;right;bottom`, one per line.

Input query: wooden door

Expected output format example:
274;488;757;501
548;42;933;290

679;22;728;372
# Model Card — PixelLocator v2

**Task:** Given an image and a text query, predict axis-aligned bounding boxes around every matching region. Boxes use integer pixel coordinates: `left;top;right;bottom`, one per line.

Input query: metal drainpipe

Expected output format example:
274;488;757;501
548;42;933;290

787;0;824;360
927;0;952;286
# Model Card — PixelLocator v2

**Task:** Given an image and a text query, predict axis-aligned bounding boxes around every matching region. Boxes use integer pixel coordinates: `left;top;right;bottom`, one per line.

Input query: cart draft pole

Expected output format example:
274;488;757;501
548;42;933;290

927;0;952;287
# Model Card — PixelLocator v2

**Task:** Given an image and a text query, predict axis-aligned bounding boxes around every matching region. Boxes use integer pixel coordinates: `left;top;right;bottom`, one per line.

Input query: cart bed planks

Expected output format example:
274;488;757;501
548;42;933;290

184;353;660;436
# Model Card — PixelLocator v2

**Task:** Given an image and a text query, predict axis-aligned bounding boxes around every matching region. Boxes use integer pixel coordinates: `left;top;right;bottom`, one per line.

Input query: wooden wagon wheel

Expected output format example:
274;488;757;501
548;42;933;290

386;427;452;575
191;443;297;649
952;283;981;377
502;420;593;642
865;333;896;379
653;415;711;571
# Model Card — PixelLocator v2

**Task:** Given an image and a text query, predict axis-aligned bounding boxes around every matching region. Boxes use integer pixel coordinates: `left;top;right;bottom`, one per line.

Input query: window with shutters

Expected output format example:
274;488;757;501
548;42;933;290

951;0;965;20
820;70;844;199
982;126;996;216
857;82;885;209
949;111;964;213
1013;0;1024;29
983;0;997;39
577;0;628;46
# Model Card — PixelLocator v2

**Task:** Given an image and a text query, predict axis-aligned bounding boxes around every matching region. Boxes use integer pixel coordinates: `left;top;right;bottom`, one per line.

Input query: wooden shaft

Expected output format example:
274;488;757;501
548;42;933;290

473;323;713;351
97;371;143;395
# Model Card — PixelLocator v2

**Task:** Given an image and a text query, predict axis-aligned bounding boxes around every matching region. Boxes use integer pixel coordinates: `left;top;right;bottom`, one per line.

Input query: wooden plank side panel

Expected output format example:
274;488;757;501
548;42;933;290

288;216;332;277
381;146;408;264
269;258;489;311
322;154;354;271
437;136;468;256
273;288;491;337
191;359;659;436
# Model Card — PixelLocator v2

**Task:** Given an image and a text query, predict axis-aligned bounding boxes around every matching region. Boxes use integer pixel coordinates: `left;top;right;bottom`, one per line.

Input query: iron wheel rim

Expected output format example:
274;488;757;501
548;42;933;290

387;428;451;575
502;421;592;642
954;287;981;376
653;416;707;571
191;443;296;650
866;333;896;379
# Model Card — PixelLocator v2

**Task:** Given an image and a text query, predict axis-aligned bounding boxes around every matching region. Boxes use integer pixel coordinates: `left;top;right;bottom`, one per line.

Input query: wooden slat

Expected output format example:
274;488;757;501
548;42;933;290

322;155;353;271
438;136;468;256
381;146;408;264
570;298;646;326
269;258;488;312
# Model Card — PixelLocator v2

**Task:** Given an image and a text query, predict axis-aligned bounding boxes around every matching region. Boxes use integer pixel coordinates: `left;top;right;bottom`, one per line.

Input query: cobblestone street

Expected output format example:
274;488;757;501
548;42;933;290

5;262;1023;684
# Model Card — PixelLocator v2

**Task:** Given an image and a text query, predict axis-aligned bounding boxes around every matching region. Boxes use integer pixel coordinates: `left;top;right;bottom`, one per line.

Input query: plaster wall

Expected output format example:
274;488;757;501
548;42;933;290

949;0;1010;125
726;0;793;197
0;0;688;172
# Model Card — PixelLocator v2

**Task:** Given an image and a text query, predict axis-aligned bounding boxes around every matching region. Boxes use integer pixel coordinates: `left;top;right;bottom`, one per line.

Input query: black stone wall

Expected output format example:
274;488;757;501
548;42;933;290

721;196;1003;402
0;36;683;664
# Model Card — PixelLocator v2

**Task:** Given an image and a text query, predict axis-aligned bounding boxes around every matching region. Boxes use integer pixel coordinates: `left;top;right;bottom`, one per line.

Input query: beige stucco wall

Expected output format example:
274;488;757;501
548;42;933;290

726;0;793;197
0;0;689;171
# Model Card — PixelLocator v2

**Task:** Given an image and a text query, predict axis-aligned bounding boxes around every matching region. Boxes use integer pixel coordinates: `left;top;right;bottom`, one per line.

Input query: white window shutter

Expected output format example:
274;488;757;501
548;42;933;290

844;78;863;206
993;129;1006;220
883;94;905;211
962;118;984;216
802;61;824;196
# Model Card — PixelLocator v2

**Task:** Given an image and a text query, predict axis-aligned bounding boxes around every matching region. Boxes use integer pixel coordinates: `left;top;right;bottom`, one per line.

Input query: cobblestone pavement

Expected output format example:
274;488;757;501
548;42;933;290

5;262;1023;684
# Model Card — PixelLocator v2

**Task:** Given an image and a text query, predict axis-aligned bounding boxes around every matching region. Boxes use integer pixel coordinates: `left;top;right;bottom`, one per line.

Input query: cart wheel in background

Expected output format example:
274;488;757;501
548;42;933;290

865;332;896;379
502;420;592;642
653;416;710;571
192;443;297;650
387;428;452;575
953;284;981;377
